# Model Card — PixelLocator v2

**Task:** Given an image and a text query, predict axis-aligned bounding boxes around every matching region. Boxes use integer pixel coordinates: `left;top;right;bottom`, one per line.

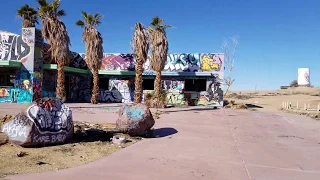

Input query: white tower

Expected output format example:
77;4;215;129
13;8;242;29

297;68;310;87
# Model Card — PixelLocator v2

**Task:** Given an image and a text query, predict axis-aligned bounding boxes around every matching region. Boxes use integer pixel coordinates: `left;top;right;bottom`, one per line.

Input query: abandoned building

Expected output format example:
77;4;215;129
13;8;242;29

0;28;224;107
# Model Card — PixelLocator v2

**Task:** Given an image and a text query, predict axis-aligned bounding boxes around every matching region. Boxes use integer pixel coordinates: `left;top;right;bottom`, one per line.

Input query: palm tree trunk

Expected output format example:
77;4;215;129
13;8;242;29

56;62;66;102
91;69;99;104
154;71;162;98
134;63;143;103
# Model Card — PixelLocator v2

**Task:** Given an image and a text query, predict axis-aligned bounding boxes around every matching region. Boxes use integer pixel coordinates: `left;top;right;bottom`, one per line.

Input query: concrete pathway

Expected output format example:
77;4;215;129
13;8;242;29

2;105;320;180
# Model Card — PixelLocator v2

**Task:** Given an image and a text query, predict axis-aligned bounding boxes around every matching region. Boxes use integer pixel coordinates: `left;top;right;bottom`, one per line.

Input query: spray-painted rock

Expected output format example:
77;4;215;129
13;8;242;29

1;99;73;147
116;103;155;136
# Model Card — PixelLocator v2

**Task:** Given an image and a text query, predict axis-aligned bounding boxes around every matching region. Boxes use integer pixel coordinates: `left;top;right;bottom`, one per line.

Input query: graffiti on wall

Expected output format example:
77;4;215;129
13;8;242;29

42;70;56;98
69;75;91;102
200;54;223;72
0;88;10;97
100;54;135;71
0;88;11;102
162;78;185;92
33;72;42;101
197;75;223;106
14;70;33;103
163;54;201;72
0;31;31;62
166;93;185;106
143;53;224;73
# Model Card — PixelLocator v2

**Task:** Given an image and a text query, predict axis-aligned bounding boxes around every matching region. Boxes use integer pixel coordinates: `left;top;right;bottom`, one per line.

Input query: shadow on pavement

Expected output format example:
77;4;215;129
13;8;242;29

147;127;178;138
245;104;263;108
162;107;219;113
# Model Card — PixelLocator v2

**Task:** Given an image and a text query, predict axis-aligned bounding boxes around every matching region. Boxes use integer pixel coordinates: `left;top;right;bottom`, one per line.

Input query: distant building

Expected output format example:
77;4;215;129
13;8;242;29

280;86;290;89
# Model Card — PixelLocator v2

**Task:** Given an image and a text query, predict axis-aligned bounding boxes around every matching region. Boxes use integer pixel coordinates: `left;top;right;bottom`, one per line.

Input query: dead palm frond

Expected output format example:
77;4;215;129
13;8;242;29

148;16;171;105
76;11;104;104
132;22;149;103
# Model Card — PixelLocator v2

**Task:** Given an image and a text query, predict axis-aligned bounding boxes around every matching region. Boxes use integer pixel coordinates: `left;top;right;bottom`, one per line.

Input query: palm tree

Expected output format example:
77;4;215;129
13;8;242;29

76;11;103;104
148;16;171;104
132;22;149;103
17;4;39;28
37;0;71;102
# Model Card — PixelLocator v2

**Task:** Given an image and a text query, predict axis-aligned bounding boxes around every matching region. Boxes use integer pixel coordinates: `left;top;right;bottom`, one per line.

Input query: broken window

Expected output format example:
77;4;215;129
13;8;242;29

184;79;207;91
142;79;155;90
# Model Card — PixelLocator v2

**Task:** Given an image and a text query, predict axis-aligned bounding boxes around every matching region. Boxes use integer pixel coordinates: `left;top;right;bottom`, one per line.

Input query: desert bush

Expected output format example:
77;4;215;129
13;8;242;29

230;100;236;105
290;80;298;87
144;91;168;108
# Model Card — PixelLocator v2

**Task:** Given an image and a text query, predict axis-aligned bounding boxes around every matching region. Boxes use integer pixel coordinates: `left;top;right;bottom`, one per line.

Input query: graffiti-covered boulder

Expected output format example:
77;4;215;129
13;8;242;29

1;98;73;147
116;103;155;136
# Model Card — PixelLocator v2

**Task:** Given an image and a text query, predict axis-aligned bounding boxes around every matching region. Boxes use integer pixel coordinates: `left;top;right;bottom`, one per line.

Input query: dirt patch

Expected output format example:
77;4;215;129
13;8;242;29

0;115;13;126
0;120;141;178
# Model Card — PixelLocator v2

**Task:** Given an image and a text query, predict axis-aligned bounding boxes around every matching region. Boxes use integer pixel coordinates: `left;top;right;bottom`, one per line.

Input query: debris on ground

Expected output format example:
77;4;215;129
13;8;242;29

16;151;28;157
112;135;127;145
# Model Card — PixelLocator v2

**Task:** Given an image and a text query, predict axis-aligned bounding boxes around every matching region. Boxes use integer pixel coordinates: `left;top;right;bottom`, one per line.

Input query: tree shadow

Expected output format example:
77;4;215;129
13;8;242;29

146;127;178;138
72;128;115;143
245;104;263;109
161;107;220;113
69;105;121;109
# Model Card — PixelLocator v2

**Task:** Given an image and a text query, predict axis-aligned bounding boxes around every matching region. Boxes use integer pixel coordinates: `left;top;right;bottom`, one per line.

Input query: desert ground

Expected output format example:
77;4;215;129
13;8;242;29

227;87;320;118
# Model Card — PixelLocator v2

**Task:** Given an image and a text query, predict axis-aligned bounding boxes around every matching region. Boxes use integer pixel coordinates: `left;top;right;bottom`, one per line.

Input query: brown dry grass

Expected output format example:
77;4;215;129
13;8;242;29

0;118;140;178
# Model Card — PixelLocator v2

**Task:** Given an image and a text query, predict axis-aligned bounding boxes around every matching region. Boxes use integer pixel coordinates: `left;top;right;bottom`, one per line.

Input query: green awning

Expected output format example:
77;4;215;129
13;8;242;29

42;64;91;74
0;61;22;67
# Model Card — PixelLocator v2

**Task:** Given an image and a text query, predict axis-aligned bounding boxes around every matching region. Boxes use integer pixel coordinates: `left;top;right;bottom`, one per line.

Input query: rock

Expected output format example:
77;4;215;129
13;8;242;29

116;103;155;136
0;132;8;146
1;98;73;147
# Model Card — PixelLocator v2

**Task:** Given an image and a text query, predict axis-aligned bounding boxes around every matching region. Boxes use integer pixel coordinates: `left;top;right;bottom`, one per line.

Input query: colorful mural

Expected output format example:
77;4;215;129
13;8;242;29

162;77;185;92
100;54;135;71
0;88;11;102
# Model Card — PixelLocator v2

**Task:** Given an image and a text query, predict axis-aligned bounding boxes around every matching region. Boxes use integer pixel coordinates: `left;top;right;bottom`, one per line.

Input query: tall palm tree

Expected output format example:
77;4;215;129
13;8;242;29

76;11;103;104
37;0;71;102
148;16;171;102
17;4;39;28
132;22;149;103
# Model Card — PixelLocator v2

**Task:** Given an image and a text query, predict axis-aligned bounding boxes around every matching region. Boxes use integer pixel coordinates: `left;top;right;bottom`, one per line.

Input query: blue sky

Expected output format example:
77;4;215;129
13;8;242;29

1;0;319;90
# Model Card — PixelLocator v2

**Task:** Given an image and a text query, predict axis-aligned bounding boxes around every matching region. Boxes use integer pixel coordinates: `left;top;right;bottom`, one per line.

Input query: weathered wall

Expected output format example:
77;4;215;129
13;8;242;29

0;28;43;104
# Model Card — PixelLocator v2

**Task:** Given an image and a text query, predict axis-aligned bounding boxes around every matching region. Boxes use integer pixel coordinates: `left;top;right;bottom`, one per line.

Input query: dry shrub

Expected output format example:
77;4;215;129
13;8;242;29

144;91;167;108
224;103;248;109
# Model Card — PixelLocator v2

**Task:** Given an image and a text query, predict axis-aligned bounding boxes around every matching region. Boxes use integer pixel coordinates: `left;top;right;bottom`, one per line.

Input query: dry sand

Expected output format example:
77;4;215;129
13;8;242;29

226;87;320;118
